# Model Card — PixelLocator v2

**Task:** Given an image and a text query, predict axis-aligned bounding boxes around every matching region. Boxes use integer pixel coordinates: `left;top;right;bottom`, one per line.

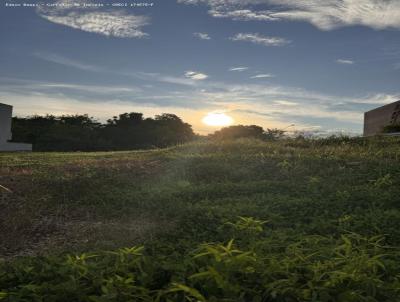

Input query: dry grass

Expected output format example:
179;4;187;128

0;152;169;258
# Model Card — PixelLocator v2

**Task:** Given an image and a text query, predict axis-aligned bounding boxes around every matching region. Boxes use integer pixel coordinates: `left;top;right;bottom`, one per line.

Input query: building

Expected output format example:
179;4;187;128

0;103;32;151
364;100;400;136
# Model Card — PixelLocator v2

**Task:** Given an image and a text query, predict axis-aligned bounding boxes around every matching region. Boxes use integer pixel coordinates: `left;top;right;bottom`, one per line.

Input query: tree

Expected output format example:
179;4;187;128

210;125;265;140
107;112;143;127
383;123;400;133
11;111;196;151
152;114;195;147
12;115;102;151
264;128;286;140
101;112;195;149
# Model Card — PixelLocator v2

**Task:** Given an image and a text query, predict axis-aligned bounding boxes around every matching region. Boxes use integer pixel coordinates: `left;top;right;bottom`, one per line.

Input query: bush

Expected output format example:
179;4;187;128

1;219;400;301
11;113;195;151
383;123;400;133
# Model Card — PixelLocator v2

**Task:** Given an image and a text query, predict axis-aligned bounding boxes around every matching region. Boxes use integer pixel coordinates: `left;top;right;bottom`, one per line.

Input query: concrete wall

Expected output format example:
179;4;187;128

0;103;32;151
0;142;32;151
364;101;400;136
0;103;12;143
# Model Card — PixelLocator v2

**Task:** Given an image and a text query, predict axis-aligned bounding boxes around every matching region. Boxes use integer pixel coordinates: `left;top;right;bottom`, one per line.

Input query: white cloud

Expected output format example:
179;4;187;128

184;71;209;80
337;59;354;65
3;75;399;134
3;93;201;123
34;53;196;88
193;32;211;40
193;82;400;128
37;1;150;38
250;74;275;78
37;83;139;94
351;93;400;105
230;33;290;47
34;52;104;72
0;77;204;110
33;52;202;87
274;100;298;106
130;72;199;86
229;67;249;72
0;77;142;99
209;8;276;21
178;0;400;31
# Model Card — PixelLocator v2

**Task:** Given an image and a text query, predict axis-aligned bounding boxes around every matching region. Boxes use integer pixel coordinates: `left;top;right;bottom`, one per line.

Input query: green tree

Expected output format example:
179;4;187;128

210;125;265;140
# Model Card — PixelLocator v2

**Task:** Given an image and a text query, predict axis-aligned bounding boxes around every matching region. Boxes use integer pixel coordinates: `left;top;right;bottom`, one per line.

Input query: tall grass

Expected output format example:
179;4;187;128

1;137;400;301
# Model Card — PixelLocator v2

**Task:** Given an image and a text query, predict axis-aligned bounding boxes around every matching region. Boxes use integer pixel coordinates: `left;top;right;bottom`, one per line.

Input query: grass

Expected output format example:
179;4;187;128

1;137;400;301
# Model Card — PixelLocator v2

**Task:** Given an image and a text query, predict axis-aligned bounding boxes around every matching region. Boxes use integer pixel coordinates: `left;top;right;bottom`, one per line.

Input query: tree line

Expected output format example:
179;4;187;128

11;113;195;151
11;112;286;151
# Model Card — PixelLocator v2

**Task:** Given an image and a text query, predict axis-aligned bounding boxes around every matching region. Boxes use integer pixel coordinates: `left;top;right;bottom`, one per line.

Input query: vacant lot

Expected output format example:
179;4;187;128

1;137;400;301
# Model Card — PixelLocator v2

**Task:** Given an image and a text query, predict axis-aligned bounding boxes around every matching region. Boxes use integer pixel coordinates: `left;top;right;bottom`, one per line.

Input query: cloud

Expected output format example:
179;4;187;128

3;92;204;123
250;74;275;78
350;93;400;105
193;32;211;40
34;52;104;72
124;71;206;86
209;8;277;21
184;71;209;80
3;74;399;134
337;59;355;65
0;77;142;99
37;83;140;94
0;77;204;108
37;1;150;38
33;52;202;87
229;67;249;72
178;0;400;31
194;81;400;129
230;33;290;47
274;100;298;106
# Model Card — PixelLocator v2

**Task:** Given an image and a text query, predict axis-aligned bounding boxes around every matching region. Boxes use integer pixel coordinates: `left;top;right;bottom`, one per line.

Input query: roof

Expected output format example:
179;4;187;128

364;100;400;114
0;103;12;109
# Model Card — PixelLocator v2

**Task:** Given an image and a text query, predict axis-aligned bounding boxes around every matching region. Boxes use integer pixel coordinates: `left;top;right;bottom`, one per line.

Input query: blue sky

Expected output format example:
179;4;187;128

1;0;399;134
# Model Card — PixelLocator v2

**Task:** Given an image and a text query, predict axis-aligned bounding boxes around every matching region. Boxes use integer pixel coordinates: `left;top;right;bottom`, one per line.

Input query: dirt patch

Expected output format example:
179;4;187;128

0;156;170;259
1;212;174;259
55;158;164;177
0;167;34;194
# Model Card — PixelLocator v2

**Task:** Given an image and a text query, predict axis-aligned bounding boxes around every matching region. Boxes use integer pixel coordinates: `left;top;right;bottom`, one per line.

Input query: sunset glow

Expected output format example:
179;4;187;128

202;112;234;127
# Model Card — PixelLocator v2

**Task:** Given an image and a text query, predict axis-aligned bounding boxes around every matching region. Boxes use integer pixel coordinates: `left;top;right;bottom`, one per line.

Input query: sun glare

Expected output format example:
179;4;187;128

202;112;234;127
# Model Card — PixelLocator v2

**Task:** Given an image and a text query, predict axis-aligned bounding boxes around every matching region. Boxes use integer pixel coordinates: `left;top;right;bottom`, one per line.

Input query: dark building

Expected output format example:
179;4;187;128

364;100;400;136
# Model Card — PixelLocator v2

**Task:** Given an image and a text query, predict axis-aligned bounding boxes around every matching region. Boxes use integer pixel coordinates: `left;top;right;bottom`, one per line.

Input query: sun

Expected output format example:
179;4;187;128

202;112;234;127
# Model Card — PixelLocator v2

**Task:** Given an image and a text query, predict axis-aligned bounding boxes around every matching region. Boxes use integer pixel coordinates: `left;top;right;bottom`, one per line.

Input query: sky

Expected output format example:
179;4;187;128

0;0;400;135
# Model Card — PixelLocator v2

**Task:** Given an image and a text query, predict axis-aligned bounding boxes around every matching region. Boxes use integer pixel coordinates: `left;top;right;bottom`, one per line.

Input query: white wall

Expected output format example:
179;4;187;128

0;142;32;151
0;103;12;143
0;103;32;151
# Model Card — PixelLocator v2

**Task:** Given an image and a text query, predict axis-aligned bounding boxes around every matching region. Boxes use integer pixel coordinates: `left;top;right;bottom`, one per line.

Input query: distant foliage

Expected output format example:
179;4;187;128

209;125;288;141
11;113;195;151
210;125;265;140
264;128;286;140
383;123;400;133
